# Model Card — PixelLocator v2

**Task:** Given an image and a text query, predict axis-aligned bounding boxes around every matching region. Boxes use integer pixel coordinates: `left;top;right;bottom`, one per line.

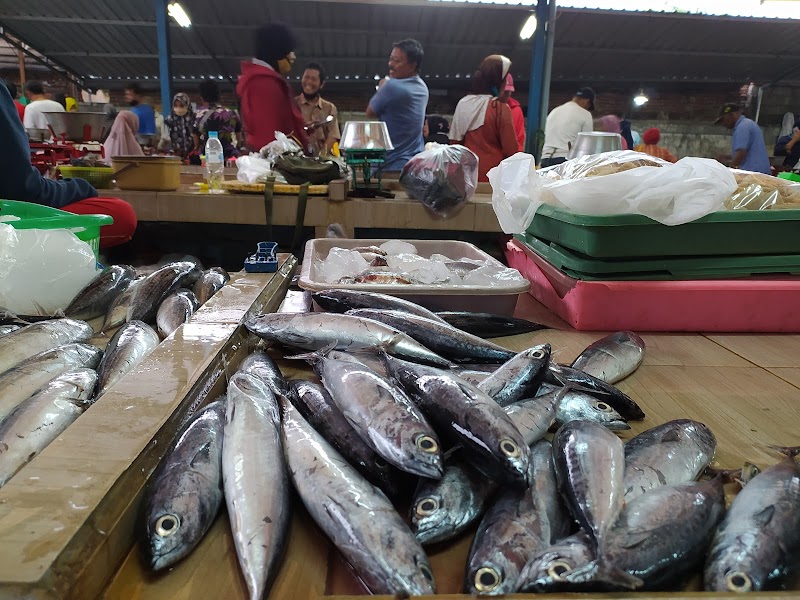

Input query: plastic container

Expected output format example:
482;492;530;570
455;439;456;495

527;203;800;258
112;156;181;191
505;238;800;332
778;172;800;183
298;238;530;314
57;166;115;189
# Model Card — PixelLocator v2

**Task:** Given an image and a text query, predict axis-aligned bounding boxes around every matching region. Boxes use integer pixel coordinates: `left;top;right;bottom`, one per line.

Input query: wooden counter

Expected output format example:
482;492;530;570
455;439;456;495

102;292;800;600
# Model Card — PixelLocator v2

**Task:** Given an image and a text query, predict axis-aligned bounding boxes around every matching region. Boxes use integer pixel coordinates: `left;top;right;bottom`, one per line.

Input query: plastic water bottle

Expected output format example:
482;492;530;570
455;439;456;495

205;131;224;194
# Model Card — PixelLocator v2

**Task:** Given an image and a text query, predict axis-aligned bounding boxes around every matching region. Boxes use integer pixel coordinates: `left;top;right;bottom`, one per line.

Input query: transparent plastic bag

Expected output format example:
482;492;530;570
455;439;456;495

539;150;671;181
236;154;274;183
260;131;302;164
726;170;800;210
400;144;478;218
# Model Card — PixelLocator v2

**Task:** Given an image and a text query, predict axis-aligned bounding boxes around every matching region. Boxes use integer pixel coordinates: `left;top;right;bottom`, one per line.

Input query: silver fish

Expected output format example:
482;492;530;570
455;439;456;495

245;312;450;367
516;533;595;593
281;397;436;596
327;349;390;378
239;350;289;398
454;369;492;386
96;320;160;396
127;261;203;324
571;331;646;384
546;363;646;421
436;311;547;339
223;373;289;600
0;325;21;336
0;368;97;487
0;318;93;376
101;277;143;333
142;400;225;570
65;264;137;321
478;344;551;406
312;289;447;323
193;267;230;305
504;393;558;446
155;288;199;339
555;388;631;431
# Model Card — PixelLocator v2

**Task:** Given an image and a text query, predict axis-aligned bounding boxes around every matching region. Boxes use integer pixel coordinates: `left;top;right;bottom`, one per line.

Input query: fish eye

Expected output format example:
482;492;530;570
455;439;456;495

155;514;179;537
500;439;521;458
415;497;439;516
420;564;434;581
595;401;613;413
416;435;439;453
547;560;572;581
726;571;753;592
531;349;546;359
475;567;501;591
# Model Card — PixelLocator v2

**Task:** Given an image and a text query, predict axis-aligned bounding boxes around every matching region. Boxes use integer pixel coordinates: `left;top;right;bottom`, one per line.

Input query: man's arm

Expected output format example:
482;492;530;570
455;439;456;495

730;123;752;169
731;149;748;169
366;80;392;119
325;106;341;154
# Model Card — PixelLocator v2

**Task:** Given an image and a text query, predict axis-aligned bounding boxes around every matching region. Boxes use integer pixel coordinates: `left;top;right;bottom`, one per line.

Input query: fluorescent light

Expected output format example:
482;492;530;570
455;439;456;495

168;3;192;28
520;14;537;40
633;90;649;106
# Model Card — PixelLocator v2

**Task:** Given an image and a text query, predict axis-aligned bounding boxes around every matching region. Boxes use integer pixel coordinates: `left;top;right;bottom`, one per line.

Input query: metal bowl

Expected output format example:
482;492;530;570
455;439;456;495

44;112;109;143
339;121;394;151
567;132;622;159
26;128;51;142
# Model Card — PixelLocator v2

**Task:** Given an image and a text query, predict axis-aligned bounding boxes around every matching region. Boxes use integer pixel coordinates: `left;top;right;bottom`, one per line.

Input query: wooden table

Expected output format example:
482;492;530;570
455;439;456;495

102;291;800;600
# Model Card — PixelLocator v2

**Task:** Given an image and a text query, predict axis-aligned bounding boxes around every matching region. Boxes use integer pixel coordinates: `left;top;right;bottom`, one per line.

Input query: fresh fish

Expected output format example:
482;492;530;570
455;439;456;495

554;388;631;431
466;440;571;596
346;309;514;363
454;369;492;385
0;343;103;421
0;325;21;336
385;355;531;486
327;350;390;378
96;320;160;396
623;419;717;502
142;400;225;571
351;272;412;284
0;318;93;376
546;363;645;421
155;288;199;339
223;373;289;600
127;261;203;324
504;393;558;446
436;311;548;338
478;344;551;406
411;451;497;545
0;368;97;487
193;267;230;305
281;397;436;595
571;332;646;384
312;289;447;323
100;277;143;333
516;533;595;592
704;448;800;592
64;264;137;321
245;312;451;367
239;351;289;398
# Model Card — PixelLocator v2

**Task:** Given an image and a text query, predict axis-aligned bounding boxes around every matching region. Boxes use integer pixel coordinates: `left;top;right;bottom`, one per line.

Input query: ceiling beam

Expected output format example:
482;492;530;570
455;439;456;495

556;45;800;61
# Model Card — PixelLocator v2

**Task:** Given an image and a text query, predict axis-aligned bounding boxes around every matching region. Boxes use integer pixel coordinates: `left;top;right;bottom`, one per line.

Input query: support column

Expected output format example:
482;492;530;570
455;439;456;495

540;0;557;129
17;49;26;91
154;0;173;116
525;0;556;161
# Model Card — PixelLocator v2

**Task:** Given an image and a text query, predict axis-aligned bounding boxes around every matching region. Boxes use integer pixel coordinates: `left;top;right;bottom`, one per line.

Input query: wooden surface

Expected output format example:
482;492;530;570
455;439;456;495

103;291;800;600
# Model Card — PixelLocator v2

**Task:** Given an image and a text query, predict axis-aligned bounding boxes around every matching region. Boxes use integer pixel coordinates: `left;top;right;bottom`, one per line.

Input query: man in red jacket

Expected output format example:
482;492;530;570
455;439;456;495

237;23;308;152
499;74;525;152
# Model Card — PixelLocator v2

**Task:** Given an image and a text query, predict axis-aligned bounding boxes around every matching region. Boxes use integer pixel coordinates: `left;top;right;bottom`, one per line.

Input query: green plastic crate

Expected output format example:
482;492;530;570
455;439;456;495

0;200;113;258
527;203;800;259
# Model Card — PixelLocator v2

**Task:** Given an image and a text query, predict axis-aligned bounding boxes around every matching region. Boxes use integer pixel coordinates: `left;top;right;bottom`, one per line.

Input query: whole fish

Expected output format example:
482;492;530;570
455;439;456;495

96;320;160;396
478;344;551;406
239;351;289;398
466;440;571;596
155;288;199;339
327;350;390;378
453;369;492;386
64;264;137;321
504;393;559;446
623;419;717;502
436;311;548;338
571;332;646;384
281;397;436;596
127;261;203;324
101;277;143;333
0;318;93;376
705;448;800;593
0;325;21;336
554;388;631;431
245;312;450;367
516;533;595;593
223;373;289;600
0;343;103;421
346;309;514;363
546;363;645;421
142;400;225;570
0;368;97;487
385;355;531;486
312;289;447;323
193;267;230;305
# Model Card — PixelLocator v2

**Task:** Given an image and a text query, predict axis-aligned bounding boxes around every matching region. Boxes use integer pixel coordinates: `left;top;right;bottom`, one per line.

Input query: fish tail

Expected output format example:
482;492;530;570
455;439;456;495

703;462;761;486
768;445;800;458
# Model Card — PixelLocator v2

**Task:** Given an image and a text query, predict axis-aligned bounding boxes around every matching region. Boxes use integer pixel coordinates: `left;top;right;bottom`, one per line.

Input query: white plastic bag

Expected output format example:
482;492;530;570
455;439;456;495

260;131;301;164
488;153;543;235
236;154;274;183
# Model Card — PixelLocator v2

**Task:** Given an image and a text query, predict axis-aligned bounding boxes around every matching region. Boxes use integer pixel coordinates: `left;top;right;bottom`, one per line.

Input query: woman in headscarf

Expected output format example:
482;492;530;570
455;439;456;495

595;114;628;149
449;55;518;182
164;93;195;160
634;127;677;163
104;111;143;157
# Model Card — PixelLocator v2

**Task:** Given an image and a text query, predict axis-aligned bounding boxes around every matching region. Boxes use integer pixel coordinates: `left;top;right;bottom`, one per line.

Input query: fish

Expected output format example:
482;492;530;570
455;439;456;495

312;289;447;323
623;419;717;502
516;533;595;593
281;396;436;596
64;264;137;321
571;332;646;384
478;344;551;406
0;368;97;487
327;350;390;378
127;261;203;324
351;272;413;284
0;318;93;376
0;343;103;422
0;325;21;336
142;400;225;571
96;320;160;396
223;372;289;600
193;267;230;305
350;245;387;255
453;369;492;385
245;312;451;367
346;309;514;363
239;351;289;398
385;355;531;486
553;387;631;431
704;448;800;592
504;393;559;446
436;311;548;338
155;288;199;339
466;440;571;596
545;363;645;421
100;277;144;333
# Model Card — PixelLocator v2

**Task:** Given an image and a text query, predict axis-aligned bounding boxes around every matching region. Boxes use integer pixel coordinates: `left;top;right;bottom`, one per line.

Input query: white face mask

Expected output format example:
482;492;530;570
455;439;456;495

174;106;188;117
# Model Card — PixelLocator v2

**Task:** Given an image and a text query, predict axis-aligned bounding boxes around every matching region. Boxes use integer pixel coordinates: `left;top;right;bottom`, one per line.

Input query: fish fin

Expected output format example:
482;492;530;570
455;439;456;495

768;445;800;458
660;430;681;443
189;442;212;468
565;558;643;590
752;505;775;527
614;529;651;550
52;308;66;319
284;342;337;363
703;463;760;486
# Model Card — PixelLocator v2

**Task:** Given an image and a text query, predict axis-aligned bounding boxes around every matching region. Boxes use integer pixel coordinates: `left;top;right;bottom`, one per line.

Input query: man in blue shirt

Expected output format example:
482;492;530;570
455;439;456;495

366;39;429;171
715;102;771;174
125;83;157;142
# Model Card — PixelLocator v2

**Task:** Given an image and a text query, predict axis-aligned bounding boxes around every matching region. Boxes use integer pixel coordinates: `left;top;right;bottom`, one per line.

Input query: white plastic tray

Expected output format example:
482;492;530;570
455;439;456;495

298;238;530;315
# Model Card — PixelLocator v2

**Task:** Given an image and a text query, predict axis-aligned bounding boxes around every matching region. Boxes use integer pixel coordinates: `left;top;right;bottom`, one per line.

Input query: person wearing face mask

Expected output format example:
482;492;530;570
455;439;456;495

237;22;307;152
295;62;340;156
164;93;195;160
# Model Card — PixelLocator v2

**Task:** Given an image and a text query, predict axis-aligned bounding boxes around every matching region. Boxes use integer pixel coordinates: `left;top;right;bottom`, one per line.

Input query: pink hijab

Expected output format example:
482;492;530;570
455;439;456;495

104;111;144;157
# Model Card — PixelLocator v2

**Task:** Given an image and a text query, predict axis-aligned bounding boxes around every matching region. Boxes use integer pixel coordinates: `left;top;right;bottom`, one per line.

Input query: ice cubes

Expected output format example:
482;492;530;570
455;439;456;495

318;248;370;283
380;240;418;255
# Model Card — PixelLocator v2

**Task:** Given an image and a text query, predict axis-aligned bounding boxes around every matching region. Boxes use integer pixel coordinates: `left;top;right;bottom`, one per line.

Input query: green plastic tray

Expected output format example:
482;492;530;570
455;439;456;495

527;204;800;259
517;233;800;281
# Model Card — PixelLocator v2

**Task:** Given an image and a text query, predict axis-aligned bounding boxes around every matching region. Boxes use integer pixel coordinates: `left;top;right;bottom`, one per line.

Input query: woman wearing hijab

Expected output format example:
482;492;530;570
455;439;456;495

104;111;144;157
595;114;628;149
449;54;518;182
164;93;195;160
634;127;677;163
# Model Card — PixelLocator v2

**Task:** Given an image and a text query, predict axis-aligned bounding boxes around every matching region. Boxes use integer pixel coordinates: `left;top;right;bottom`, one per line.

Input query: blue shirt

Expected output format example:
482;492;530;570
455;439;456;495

731;115;770;174
368;75;428;171
130;103;157;135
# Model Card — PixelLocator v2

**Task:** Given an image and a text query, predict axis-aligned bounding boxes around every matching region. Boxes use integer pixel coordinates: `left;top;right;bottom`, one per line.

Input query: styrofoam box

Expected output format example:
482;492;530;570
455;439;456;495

298;238;530;315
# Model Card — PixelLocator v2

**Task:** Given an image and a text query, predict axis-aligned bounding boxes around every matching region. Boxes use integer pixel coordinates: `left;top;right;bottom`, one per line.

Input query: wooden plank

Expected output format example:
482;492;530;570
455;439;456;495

766;367;800;390
704;334;800;368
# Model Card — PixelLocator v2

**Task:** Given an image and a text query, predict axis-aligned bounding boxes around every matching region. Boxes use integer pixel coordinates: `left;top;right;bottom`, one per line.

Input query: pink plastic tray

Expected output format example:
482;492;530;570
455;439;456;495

505;239;800;332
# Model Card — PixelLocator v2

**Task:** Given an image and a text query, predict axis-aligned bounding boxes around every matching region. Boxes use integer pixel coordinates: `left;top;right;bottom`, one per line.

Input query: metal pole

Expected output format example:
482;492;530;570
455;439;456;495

154;0;173;117
539;0;557;129
524;0;549;158
17;49;26;91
